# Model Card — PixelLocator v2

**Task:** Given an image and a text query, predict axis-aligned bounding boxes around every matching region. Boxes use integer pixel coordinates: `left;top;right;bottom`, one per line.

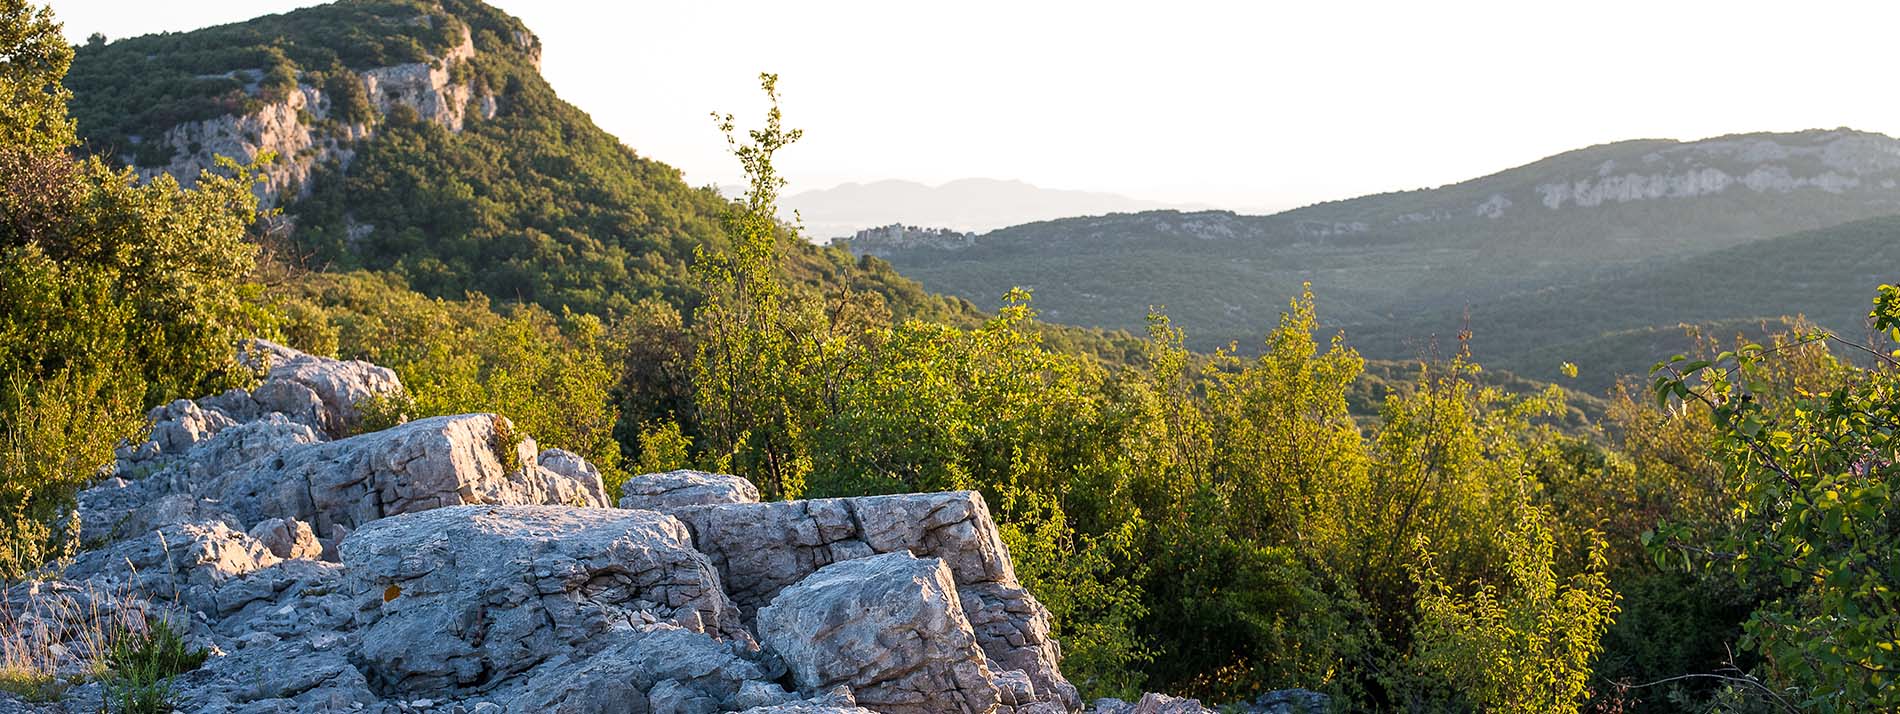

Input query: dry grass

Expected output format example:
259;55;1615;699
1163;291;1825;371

0;580;155;702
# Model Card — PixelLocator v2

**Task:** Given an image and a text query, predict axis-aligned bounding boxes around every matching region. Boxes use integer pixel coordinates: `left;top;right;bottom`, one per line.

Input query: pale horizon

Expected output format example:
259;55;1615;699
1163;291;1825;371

50;0;1900;214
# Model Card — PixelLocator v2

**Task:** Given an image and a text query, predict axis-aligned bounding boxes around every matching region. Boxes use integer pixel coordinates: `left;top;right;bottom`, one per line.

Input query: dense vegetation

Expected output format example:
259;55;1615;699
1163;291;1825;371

0;0;272;579
63;0;466;162
12;1;1900;711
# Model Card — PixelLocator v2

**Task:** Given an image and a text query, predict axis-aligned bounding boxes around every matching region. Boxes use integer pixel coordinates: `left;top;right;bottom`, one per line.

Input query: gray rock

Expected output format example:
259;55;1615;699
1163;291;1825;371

208;558;355;643
341;507;748;698
617;470;760;511
248;518;323;560
60;521;280;615
123;340;398;466
1243;689;1332;714
672;491;1078;711
0;580;168;680
501;624;781;714
538;448;603;491
168;637;379;713
757;552;999;714
222;413;604;535
1091;694;1214;714
227;338;404;439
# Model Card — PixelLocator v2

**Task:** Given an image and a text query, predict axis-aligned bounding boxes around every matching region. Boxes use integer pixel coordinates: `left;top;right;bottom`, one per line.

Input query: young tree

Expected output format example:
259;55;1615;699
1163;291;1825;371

1650;287;1900;712
0;1;268;578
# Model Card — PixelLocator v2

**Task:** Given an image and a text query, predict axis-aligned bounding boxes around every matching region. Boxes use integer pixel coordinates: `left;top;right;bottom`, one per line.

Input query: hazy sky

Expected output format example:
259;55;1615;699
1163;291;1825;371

50;1;1900;213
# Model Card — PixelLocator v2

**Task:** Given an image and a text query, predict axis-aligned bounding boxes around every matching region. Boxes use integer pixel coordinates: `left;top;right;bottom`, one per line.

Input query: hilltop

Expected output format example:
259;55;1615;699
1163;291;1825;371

61;0;978;325
853;129;1900;382
778;178;1212;241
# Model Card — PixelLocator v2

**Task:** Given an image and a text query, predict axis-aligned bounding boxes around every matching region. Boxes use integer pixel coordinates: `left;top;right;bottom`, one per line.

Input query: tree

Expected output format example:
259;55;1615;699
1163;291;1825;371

1650;287;1900;712
0;0;74;153
0;1;267;578
690;72;820;500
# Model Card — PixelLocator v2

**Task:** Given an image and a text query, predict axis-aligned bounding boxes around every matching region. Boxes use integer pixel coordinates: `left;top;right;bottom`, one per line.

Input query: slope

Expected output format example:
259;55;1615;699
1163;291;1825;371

61;0;979;327
1392;214;1900;392
854;130;1900;356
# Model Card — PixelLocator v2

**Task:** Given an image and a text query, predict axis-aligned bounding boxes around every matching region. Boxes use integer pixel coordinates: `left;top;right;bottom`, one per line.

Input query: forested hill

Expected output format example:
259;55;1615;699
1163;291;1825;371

1401;213;1900;391
61;0;980;326
854;129;1900;374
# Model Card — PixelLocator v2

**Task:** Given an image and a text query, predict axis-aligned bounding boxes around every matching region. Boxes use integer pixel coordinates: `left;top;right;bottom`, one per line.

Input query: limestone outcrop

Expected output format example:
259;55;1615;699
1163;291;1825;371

134;25;492;207
8;342;1124;713
617;469;761;511
758;553;997;714
670;492;1079;711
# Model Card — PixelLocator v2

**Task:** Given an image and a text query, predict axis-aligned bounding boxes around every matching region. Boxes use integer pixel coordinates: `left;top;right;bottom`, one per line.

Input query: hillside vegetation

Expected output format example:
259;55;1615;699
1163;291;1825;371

1390;214;1900;390
854;129;1900;389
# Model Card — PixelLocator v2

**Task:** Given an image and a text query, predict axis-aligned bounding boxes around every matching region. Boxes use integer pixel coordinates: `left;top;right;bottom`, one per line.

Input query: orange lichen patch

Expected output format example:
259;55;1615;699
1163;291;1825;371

383;584;402;603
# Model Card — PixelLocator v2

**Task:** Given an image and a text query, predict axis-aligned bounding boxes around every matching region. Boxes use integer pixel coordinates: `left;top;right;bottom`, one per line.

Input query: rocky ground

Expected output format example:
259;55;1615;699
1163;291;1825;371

0;341;1323;714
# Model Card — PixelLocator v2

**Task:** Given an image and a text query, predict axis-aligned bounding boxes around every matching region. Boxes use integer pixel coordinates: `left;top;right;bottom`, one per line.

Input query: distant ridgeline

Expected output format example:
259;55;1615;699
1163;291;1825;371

847;129;1900;391
62;0;982;327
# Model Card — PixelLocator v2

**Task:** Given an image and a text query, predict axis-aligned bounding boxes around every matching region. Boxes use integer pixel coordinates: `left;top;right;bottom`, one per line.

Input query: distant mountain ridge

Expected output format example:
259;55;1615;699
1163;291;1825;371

854;128;1900;385
780;178;1212;240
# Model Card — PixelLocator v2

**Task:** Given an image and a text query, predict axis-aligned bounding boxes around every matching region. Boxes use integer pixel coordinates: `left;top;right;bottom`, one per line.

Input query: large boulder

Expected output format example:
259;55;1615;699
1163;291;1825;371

222;413;606;535
58;521;281;615
671;491;1078;711
339;506;750;697
213;338;403;439
120;340;400;469
502;624;790;714
757;552;998;714
618;469;761;511
1092;694;1215;714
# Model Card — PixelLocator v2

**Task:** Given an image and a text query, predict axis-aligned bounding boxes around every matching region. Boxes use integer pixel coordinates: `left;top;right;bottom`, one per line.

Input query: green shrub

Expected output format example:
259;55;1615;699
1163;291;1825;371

100;620;207;714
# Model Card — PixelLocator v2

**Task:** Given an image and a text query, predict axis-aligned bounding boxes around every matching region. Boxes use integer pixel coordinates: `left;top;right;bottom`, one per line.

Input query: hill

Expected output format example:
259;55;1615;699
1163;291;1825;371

1397;214;1900;391
778;178;1211;241
61;0;978;326
850;129;1900;377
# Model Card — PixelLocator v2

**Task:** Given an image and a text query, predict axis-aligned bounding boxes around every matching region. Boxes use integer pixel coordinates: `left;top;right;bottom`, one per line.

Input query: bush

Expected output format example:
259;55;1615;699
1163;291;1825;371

101;620;207;714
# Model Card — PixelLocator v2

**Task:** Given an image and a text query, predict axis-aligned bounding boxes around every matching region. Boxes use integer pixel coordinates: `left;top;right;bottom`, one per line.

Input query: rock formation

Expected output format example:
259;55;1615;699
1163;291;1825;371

130;23;497;207
0;342;1132;714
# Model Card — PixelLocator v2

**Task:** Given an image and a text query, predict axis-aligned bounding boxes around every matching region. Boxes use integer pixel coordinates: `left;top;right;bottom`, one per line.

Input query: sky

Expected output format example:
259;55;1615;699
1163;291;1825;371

49;0;1900;213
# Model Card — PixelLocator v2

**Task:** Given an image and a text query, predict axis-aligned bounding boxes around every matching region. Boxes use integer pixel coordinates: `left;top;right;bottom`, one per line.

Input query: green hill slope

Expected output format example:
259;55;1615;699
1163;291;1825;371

1390;214;1900;391
854;130;1900;360
62;0;982;327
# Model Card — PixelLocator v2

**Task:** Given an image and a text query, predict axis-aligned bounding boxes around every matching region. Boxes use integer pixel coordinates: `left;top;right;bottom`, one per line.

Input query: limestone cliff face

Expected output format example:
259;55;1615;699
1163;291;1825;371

133;25;493;207
1508;130;1900;217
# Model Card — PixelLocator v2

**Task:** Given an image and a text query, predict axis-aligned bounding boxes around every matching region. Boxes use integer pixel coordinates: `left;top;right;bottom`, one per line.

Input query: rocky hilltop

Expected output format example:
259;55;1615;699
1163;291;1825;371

843;225;976;258
1;342;1306;714
136;21;505;207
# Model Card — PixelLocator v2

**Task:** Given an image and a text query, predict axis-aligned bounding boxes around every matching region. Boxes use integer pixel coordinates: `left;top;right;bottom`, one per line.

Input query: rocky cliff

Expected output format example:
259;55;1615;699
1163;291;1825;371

0;342;1163;714
127;21;503;208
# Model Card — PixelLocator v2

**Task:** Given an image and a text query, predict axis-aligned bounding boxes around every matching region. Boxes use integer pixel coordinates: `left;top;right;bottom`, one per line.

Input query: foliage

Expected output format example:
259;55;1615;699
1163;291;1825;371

1409;503;1619;712
275;271;625;487
0;0;73;153
1648;289;1900;712
860;132;1900;395
48;2;1900;710
100;620;207;714
0;1;268;580
689;74;819;499
63;0;467;156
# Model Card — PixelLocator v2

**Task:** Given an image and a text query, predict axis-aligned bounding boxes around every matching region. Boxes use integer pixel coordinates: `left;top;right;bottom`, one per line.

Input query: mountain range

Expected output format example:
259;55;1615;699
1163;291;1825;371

774;178;1212;241
849;128;1900;389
